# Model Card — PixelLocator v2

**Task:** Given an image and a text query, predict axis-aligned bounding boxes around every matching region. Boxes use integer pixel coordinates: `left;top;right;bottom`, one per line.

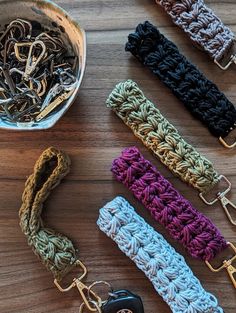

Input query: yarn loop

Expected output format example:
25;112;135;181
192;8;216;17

19;147;77;281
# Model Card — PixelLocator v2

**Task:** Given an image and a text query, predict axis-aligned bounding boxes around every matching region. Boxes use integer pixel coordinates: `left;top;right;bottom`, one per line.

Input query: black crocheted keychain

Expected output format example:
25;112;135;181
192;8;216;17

125;21;236;148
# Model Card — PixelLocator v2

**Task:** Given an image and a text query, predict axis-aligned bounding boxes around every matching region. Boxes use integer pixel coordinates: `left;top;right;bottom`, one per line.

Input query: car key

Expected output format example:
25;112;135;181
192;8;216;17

102;290;144;313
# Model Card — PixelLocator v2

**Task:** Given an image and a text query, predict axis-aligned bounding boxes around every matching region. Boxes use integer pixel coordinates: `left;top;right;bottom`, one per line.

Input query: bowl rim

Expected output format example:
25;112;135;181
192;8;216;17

0;0;87;131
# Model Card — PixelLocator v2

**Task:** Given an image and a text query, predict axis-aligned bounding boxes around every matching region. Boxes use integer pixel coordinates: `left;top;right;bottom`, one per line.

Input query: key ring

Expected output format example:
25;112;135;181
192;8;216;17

87;281;113;305
79;300;102;313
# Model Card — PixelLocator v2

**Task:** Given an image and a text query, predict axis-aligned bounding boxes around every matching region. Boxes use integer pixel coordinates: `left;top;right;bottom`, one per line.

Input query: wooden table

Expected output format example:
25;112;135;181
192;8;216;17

0;1;235;312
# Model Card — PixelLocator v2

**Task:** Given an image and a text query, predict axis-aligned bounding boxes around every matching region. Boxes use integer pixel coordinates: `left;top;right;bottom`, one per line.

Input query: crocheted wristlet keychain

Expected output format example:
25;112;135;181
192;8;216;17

106;79;236;225
97;196;224;313
125;21;236;148
111;147;236;288
19;147;144;313
156;0;236;70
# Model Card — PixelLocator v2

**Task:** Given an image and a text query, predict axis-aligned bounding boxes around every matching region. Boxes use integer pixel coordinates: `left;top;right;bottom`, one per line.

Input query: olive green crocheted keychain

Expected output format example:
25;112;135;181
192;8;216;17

106;80;236;225
19;147;144;313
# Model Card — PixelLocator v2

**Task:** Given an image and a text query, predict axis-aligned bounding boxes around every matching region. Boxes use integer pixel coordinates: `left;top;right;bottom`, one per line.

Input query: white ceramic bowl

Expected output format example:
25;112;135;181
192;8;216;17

0;0;86;130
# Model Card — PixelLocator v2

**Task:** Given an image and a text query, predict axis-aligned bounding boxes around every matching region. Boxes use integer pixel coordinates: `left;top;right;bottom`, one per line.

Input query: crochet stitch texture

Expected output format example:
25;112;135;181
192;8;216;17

19;147;77;281
156;0;235;61
106;79;219;193
111;147;227;261
97;196;223;313
125;21;236;138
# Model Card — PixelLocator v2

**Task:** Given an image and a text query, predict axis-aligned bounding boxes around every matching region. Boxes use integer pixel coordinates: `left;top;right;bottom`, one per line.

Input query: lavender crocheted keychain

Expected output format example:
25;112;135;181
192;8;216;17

111;147;236;289
156;0;236;70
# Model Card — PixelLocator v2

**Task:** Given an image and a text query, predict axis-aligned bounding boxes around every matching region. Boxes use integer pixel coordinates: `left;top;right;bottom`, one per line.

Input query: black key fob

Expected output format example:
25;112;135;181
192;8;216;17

102;289;144;313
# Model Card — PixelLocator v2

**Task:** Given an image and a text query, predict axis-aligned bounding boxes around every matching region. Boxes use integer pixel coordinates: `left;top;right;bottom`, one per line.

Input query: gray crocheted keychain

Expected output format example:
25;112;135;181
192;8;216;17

156;0;236;70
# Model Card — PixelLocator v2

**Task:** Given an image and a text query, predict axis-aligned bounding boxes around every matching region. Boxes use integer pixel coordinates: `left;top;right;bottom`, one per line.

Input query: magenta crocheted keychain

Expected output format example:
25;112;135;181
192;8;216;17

156;0;236;70
111;147;236;288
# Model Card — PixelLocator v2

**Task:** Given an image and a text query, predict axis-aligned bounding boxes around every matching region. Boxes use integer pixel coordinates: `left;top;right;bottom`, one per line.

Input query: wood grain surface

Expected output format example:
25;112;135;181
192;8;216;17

0;0;235;312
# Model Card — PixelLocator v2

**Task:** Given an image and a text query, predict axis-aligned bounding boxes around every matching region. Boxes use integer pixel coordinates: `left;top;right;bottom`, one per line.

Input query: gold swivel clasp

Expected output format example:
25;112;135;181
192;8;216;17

54;260;102;312
205;242;236;288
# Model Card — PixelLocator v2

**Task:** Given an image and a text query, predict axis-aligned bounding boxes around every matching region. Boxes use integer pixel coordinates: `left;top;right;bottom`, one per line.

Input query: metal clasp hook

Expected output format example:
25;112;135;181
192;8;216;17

226;263;236;289
199;175;236;226
54;260;102;312
35;88;74;122
205;242;236;288
219;125;236;148
74;280;102;312
218;195;236;226
23;40;46;80
54;259;87;292
214;54;236;70
219;137;236;149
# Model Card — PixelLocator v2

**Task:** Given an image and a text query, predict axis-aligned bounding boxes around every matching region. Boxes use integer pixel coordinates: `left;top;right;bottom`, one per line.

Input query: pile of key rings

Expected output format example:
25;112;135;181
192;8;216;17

0;18;78;124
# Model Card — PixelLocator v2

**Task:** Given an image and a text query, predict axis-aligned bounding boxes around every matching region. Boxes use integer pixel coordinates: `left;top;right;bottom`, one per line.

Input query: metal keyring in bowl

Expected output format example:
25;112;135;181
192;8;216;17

0;0;86;131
